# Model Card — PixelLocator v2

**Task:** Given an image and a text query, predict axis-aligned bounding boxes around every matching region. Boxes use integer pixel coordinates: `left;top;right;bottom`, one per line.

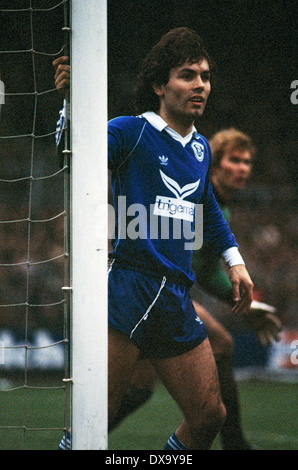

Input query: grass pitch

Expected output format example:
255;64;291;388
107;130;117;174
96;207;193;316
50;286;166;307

0;374;297;450
109;379;298;450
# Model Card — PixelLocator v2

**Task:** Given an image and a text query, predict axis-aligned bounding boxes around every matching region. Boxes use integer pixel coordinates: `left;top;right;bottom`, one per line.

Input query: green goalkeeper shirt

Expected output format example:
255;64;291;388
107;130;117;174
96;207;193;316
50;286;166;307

191;194;234;306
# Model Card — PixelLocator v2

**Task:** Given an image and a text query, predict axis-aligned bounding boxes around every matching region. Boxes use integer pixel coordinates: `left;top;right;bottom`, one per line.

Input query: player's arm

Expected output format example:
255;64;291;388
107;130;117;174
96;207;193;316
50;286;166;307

201;180;253;315
225;254;282;341
192;244;234;304
227;264;282;343
53;57;70;167
193;249;281;344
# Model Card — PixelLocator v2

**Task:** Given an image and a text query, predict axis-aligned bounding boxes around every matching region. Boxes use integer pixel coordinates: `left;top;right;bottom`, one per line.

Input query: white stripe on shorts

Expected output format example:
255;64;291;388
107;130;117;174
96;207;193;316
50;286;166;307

130;276;167;339
108;258;115;273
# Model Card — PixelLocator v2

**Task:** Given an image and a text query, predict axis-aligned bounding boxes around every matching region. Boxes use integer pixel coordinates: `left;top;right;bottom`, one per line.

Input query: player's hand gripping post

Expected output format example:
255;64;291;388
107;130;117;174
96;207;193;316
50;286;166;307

52;55;70;100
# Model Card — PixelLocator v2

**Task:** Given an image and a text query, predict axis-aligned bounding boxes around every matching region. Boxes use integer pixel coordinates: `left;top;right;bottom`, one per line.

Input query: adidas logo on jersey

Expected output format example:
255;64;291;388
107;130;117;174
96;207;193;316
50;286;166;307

159;155;169;165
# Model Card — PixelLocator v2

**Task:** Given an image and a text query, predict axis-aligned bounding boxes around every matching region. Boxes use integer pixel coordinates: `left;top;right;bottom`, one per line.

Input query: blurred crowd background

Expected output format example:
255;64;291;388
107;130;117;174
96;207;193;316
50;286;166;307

0;0;296;366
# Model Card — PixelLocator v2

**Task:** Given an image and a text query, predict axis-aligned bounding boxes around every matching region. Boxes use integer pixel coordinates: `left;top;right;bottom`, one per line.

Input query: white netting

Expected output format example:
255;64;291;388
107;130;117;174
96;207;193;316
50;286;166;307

0;0;71;450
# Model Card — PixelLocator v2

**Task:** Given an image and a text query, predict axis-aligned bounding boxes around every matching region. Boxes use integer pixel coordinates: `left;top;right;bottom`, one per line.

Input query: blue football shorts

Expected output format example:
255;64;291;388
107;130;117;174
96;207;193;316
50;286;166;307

108;266;207;359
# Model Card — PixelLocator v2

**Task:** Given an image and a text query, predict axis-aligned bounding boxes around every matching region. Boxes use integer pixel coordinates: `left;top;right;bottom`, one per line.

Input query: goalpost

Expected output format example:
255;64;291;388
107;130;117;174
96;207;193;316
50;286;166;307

70;0;108;450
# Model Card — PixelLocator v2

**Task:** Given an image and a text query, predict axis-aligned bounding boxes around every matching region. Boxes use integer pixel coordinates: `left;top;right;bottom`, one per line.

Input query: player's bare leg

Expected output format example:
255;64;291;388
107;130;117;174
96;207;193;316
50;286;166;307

108;328;140;427
152;337;226;450
193;301;233;357
130;359;156;389
109;359;155;431
193;301;253;450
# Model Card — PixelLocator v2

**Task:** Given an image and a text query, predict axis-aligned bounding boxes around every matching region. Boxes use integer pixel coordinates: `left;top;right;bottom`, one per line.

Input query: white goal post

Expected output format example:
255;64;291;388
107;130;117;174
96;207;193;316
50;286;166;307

71;0;108;450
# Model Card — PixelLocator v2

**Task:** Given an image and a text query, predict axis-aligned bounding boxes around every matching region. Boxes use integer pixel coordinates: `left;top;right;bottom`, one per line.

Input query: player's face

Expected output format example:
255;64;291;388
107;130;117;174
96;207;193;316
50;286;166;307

154;59;211;136
215;149;252;192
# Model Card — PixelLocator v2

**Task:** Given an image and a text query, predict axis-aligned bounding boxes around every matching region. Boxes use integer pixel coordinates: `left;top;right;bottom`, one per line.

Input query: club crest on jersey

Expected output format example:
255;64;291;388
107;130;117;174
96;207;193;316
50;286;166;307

153;170;200;222
191;141;205;162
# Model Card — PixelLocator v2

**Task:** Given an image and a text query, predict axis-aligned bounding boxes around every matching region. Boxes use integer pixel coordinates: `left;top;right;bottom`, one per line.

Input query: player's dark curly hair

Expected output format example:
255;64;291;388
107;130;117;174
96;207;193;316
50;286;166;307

133;27;215;114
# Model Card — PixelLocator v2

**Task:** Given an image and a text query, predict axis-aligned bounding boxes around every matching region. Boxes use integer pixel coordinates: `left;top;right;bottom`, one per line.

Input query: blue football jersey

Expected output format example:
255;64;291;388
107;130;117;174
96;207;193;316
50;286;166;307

108;113;237;286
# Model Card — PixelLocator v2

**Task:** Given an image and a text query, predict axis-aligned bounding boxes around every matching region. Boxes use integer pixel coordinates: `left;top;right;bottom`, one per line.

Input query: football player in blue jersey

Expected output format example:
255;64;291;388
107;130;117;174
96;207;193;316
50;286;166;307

54;27;255;450
108;129;281;450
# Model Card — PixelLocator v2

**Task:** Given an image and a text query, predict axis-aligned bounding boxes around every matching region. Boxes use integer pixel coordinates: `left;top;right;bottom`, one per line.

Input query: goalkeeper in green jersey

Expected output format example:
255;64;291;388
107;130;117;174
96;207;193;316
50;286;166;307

110;128;282;450
189;128;282;449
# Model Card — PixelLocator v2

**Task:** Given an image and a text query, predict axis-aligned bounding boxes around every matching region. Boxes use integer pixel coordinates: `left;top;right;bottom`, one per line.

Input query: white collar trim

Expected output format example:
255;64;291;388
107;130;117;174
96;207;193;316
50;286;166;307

141;111;197;147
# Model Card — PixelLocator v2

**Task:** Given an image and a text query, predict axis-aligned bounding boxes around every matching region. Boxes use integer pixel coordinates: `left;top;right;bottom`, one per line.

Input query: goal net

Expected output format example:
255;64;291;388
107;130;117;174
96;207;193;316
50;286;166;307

0;0;107;450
